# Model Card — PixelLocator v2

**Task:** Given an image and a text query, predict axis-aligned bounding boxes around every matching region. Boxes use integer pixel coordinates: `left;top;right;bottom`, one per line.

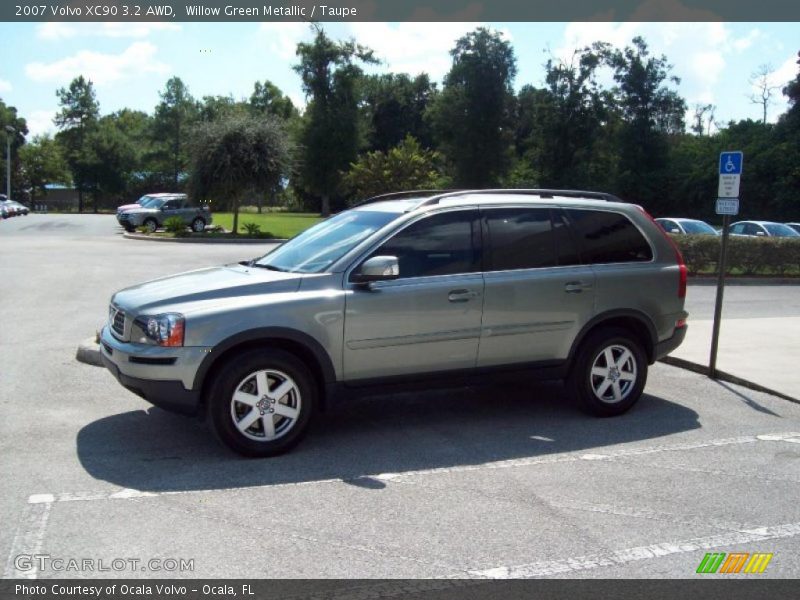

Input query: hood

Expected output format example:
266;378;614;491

112;263;303;315
117;203;141;212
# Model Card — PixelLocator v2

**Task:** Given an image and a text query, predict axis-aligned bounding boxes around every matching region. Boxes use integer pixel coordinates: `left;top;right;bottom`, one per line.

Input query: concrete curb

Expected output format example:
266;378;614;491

122;232;287;244
688;277;800;286
76;337;103;368
659;356;800;405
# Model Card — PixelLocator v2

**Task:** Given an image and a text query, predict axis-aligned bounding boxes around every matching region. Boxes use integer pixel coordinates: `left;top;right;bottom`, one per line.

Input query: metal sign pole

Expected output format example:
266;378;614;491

708;214;731;378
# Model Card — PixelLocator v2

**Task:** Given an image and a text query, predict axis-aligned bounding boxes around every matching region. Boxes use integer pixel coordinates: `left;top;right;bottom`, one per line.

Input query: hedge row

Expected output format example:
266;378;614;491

671;234;800;276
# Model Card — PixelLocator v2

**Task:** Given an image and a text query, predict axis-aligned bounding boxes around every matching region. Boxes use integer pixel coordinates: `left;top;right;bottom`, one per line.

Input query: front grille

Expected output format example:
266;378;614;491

110;306;125;337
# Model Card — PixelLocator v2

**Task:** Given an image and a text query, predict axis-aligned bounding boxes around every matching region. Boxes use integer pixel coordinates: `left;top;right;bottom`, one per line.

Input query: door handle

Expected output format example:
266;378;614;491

448;289;479;302
564;281;591;293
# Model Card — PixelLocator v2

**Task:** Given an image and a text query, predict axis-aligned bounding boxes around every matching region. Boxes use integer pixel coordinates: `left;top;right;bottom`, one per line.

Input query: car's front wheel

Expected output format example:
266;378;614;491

567;327;648;417
207;349;316;457
191;217;206;233
143;218;158;233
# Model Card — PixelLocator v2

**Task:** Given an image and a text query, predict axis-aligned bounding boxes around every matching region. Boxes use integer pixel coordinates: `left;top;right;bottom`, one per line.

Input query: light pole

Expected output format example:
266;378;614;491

4;125;14;200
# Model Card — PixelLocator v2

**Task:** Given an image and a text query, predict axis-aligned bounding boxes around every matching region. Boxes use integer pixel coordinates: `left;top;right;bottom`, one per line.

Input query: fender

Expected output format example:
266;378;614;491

567;309;658;366
191;327;337;392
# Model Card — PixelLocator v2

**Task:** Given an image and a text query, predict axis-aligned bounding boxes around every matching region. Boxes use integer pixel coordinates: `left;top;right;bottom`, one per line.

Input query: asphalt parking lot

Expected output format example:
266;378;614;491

2;214;799;579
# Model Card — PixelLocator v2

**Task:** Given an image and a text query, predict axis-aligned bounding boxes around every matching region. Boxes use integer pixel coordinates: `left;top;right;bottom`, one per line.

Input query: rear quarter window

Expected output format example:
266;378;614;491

564;209;653;264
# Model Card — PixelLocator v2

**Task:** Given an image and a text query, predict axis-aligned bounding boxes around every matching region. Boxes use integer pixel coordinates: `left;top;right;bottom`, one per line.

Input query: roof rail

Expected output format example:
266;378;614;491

415;188;623;209
352;189;459;208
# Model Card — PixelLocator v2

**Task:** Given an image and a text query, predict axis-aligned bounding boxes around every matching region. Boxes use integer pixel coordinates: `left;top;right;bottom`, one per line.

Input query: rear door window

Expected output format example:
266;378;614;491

484;208;558;271
564;209;653;264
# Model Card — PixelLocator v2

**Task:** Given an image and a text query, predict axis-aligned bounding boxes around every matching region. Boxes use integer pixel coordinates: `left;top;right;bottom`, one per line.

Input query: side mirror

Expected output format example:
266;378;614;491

352;256;400;285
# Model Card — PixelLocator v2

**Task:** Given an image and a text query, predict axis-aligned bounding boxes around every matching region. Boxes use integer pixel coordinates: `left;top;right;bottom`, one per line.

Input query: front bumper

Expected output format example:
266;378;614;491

654;324;687;361
100;326;203;416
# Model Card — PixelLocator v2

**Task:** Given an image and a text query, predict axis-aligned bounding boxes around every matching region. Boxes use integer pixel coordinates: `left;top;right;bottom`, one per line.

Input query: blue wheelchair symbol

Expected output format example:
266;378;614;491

719;152;743;175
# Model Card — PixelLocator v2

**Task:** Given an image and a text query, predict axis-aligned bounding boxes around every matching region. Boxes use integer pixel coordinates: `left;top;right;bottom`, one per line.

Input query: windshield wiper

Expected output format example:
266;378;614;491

249;262;288;272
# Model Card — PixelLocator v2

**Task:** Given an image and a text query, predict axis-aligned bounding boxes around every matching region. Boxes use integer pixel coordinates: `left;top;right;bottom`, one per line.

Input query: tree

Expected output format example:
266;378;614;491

748;64;781;123
152;77;197;188
18;135;70;200
1;99;28;199
429;27;517;187
189;114;293;235
250;80;297;120
362;73;437;152
293;27;377;216
342;135;444;201
54;76;99;211
605;37;686;211
81;117;137;210
519;44;612;189
198;95;248;122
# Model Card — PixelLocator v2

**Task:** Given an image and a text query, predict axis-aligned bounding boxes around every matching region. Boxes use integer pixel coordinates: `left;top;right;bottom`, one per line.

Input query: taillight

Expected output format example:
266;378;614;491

637;205;687;298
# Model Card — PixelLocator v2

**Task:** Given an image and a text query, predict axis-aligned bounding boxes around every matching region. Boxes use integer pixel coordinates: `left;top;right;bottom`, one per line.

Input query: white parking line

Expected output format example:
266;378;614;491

468;521;800;578
3;502;52;579
24;431;800;506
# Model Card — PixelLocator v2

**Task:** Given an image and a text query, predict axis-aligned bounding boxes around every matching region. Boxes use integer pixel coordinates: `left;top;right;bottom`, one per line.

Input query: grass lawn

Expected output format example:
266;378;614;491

214;212;322;238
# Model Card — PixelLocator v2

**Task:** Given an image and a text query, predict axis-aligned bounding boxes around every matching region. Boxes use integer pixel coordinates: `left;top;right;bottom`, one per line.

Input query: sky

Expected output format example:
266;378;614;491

0;21;798;139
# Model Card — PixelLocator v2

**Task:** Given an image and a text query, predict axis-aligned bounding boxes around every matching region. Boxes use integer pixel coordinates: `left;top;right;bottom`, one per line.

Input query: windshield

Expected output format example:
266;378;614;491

255;210;399;273
138;196;166;208
764;223;800;237
680;220;717;235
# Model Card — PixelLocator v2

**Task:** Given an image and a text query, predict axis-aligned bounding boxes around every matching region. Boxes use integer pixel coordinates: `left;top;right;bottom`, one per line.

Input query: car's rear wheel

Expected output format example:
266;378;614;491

143;218;158;233
191;217;205;233
207;349;316;457
568;327;648;417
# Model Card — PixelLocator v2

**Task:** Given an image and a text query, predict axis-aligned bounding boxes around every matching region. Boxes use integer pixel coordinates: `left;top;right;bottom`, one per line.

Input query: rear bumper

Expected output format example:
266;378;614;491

654;325;687;361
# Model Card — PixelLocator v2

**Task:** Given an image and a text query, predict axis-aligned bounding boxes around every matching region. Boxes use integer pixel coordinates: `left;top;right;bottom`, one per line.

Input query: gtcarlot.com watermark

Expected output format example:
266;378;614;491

14;554;194;573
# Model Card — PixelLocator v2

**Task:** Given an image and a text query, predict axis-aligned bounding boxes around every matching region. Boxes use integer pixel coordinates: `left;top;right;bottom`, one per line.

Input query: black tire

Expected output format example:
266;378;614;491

206;349;317;457
143;218;158;233
191;217;205;233
123;224;134;232
567;327;648;417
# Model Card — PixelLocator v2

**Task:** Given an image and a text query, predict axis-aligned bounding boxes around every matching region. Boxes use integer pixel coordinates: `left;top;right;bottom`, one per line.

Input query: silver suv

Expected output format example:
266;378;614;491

118;193;212;233
100;190;688;457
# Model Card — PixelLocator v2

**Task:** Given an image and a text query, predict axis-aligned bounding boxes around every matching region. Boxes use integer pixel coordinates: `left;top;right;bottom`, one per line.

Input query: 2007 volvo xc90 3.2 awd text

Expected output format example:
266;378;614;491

100;189;689;457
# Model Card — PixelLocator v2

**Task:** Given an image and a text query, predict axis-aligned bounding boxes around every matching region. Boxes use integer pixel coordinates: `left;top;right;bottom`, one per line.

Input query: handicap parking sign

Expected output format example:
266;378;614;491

719;152;743;175
718;151;743;198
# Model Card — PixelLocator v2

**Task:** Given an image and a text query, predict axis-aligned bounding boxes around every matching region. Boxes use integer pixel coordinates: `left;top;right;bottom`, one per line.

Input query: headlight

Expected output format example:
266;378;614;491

132;313;185;347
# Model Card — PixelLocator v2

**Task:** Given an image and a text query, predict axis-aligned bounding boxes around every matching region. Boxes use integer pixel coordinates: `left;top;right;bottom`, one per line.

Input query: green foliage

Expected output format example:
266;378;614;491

673;235;800;276
54;76;99;211
164;216;186;233
429;27;517;188
152;77;197;187
1;98;29;198
293;27;378;216
18;134;70;199
342;136;444;202
250;81;298;121
188;113;293;235
242;222;262;235
362;73;437;152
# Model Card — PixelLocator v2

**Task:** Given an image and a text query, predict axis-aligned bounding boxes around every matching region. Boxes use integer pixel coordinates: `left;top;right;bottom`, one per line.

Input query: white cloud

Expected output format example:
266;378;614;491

0;79;12;93
37;22;181;40
556;21;763;116
257;22;312;61
25;110;58;138
25;42;169;86
770;54;799;90
344;22;489;81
